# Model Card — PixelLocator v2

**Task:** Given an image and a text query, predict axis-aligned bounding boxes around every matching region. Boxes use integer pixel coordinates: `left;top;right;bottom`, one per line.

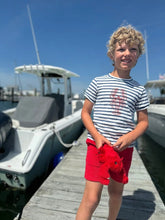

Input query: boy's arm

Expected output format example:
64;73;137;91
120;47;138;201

81;99;111;148
113;109;149;151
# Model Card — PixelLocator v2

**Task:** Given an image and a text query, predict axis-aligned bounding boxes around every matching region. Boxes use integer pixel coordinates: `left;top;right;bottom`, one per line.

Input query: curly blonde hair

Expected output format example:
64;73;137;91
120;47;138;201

107;25;145;58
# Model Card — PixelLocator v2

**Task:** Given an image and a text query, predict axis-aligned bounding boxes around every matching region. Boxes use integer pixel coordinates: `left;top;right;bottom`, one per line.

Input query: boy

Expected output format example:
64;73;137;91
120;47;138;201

76;25;149;220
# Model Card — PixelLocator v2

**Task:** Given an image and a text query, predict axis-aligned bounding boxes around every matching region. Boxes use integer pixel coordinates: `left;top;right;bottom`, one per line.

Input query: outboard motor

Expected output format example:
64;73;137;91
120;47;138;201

0;112;12;151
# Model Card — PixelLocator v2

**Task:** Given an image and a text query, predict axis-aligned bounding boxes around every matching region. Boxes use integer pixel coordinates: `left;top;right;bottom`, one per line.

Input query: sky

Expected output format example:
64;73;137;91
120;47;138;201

0;0;165;94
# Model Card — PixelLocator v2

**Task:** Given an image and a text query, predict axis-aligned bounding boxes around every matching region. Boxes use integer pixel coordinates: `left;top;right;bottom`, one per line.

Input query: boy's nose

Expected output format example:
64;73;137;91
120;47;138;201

124;49;131;56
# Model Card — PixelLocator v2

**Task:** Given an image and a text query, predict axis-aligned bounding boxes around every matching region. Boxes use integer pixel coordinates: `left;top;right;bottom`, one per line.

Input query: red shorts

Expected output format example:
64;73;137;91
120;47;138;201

84;139;133;184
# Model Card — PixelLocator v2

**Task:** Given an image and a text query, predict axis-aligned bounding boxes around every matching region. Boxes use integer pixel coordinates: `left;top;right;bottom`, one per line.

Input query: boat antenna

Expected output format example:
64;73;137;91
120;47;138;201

144;30;150;81
27;4;41;65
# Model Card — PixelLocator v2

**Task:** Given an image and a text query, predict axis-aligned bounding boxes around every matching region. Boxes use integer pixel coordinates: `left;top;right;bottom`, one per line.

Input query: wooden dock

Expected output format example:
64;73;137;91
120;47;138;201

18;130;164;220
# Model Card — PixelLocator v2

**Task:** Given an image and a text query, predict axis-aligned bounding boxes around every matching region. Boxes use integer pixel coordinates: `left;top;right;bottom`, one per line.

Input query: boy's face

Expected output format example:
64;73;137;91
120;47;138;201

111;41;139;72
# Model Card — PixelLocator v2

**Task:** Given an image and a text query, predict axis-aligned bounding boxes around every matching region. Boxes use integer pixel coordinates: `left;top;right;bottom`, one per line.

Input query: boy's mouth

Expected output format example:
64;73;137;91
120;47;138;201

121;59;131;64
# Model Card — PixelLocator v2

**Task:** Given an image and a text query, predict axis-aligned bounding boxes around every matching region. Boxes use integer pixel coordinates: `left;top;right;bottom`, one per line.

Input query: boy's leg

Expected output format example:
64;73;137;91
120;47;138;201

107;147;133;220
76;180;103;220
107;178;124;220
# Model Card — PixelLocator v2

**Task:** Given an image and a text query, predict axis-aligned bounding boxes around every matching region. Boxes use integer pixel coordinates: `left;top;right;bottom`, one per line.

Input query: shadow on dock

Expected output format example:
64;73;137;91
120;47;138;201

119;188;155;220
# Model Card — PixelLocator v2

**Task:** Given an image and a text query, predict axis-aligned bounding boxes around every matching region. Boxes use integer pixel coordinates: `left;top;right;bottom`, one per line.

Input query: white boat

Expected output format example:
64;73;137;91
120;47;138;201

144;79;165;148
0;64;84;189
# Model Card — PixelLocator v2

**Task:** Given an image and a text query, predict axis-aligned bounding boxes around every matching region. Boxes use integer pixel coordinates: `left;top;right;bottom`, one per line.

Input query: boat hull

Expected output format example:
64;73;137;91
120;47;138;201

146;105;165;148
0;111;84;189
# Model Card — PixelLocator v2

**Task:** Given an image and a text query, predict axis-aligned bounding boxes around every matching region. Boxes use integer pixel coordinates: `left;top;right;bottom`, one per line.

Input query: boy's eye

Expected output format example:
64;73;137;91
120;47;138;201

117;48;125;52
130;48;138;52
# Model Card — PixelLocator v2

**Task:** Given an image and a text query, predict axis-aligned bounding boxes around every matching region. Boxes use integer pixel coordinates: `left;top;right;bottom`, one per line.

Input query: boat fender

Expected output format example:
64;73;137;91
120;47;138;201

0;112;12;151
53;152;64;168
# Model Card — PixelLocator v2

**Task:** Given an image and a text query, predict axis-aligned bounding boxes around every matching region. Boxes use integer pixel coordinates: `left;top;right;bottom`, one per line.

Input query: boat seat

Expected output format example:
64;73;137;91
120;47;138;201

0;112;12;151
12;96;59;127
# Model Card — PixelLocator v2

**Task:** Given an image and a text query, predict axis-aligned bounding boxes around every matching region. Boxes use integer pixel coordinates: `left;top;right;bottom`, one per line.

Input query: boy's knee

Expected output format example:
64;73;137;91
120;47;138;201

108;186;123;199
84;193;100;210
108;180;124;199
108;189;123;200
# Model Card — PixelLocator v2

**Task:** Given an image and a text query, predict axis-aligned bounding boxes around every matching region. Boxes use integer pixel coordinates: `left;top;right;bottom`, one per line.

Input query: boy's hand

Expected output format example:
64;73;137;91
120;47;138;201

94;134;111;149
112;133;133;151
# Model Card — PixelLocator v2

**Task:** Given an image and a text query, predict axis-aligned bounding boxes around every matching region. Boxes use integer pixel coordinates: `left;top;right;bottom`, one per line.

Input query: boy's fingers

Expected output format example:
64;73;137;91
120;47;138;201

112;140;120;147
105;139;111;146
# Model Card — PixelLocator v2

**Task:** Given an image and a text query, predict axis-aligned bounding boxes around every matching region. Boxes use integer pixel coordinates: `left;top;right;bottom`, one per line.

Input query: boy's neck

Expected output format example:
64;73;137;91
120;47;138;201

111;69;131;79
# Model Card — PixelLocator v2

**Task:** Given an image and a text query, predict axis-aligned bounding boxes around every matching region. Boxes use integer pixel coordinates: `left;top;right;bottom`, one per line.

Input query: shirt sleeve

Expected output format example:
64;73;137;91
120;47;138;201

135;87;150;111
84;78;98;103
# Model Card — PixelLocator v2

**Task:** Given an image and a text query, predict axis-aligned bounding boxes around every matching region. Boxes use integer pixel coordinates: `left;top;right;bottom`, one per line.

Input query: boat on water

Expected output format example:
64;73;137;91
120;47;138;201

0;64;84;189
144;79;165;148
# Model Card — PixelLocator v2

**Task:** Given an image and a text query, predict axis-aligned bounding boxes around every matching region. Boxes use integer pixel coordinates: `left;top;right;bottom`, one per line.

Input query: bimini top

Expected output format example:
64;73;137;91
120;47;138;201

15;64;79;78
144;79;165;88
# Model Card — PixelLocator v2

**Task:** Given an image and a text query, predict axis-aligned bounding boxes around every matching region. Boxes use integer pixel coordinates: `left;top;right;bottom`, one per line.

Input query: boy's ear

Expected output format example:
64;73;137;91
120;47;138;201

109;53;114;61
107;51;114;60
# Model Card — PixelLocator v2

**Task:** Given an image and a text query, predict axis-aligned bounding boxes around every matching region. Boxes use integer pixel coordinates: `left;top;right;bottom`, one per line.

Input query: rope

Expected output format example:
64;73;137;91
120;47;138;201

54;130;78;148
14;210;22;220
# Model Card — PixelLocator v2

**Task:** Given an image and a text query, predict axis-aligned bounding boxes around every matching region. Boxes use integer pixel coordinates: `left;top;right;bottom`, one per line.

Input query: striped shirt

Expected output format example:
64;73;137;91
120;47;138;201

85;74;149;147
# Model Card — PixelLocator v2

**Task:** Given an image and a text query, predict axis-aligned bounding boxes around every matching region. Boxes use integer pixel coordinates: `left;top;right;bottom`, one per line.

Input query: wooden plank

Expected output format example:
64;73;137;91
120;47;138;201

18;130;165;220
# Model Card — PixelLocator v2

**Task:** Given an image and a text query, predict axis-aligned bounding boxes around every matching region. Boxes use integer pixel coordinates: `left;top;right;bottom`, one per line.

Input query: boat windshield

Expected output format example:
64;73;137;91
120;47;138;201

46;77;65;95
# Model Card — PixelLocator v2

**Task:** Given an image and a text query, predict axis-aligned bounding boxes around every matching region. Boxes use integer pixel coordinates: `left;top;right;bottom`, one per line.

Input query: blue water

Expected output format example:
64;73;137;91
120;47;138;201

0;101;164;220
0;101;17;111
